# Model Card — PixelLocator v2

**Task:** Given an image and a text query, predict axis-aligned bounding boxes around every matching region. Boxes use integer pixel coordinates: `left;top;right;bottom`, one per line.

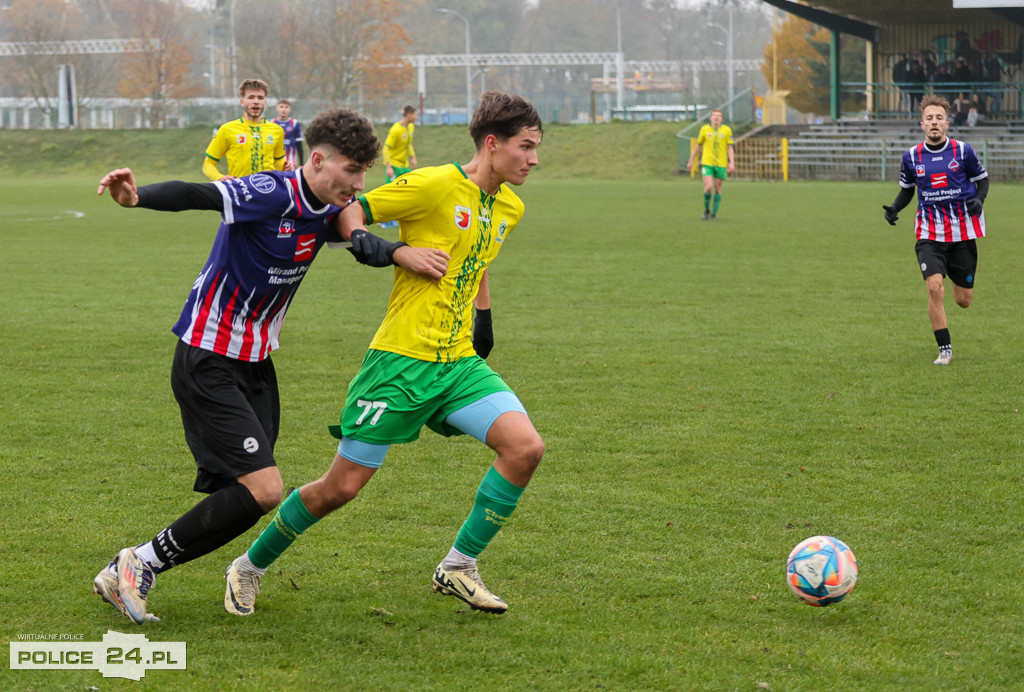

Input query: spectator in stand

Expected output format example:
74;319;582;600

971;93;987;120
982;50;1004;114
908;54;927;112
953;56;974;86
952;92;971;127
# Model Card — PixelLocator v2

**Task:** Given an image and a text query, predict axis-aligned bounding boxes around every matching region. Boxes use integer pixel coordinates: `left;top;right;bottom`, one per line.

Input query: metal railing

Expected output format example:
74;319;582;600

841;81;1022;119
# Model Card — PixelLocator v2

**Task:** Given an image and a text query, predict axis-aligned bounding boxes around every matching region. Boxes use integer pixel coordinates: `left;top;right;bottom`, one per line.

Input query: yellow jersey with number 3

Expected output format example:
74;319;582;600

357;163;524;363
204;118;286;179
696;123;733;167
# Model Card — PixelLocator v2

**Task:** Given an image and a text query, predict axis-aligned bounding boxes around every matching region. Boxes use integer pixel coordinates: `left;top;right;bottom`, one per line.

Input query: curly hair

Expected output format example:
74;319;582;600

469;91;542;149
304;108;380;167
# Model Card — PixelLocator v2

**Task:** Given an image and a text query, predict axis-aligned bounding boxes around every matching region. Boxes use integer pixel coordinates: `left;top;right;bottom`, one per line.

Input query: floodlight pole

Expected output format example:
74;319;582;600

438;8;472;120
710;6;735;120
615;5;624;115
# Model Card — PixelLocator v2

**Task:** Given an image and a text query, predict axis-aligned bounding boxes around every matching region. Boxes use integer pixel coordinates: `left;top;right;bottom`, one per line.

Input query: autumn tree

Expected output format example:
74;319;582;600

761;12;865;115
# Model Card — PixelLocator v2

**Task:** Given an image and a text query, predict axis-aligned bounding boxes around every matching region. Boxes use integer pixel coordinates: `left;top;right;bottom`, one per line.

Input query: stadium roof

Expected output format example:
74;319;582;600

759;0;1024;40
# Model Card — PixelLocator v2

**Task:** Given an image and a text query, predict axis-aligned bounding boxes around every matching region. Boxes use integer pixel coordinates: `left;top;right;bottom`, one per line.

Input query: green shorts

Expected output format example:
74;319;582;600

386;166;412;183
701;165;728;180
332;350;514;445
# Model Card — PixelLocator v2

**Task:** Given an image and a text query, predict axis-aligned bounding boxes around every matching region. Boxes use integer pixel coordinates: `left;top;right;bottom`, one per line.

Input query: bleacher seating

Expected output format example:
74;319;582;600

748;120;1024;181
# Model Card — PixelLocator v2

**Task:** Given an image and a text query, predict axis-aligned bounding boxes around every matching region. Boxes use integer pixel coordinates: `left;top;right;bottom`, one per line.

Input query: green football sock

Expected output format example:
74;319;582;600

713;193;722;214
453;466;525;559
703;192;711;211
247;490;319;569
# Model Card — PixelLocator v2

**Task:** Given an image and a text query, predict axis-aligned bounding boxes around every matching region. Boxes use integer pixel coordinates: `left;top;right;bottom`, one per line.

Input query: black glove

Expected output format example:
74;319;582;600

966;197;983;216
472;308;493;359
882;205;899;226
348;228;407;267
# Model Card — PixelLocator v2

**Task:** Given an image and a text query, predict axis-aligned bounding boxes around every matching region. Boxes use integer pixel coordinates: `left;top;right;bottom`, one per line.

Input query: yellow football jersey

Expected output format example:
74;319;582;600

382;121;416;168
204;118;286;179
697;123;734;167
359;163;524;363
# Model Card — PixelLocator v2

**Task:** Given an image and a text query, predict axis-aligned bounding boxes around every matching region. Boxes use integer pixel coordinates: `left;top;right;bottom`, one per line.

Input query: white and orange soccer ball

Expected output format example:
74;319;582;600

786;535;858;607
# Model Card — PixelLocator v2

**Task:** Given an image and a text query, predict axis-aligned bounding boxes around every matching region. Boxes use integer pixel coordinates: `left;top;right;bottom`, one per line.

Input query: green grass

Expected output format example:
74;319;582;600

0;119;686;181
2;172;1024;690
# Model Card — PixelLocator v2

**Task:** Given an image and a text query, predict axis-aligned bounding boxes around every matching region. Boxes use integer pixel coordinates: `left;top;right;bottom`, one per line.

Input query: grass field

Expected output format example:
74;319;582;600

2;168;1024;690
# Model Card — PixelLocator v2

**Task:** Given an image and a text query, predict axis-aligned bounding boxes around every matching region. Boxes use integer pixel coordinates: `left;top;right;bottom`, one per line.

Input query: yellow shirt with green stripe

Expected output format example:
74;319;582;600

696;123;733;167
204;118;286;180
382;121;415;168
359;163;523;363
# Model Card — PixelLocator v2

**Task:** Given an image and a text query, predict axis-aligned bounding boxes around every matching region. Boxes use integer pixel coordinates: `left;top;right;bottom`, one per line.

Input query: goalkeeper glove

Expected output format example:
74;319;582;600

348;228;407;267
472;308;493;359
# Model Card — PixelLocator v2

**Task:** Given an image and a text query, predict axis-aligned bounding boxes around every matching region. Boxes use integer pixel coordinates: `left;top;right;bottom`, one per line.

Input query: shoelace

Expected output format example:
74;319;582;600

236;569;262;601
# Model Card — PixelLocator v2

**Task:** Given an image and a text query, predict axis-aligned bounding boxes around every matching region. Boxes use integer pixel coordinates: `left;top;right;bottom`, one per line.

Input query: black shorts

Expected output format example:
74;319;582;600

170;340;280;494
915;239;978;288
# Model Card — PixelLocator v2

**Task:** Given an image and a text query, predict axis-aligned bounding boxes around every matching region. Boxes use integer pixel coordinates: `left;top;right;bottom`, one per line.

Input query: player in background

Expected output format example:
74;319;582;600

685;108;735;220
882;94;989;366
378;105;418;228
203;79;290;181
273;99;305;168
93;108;449;625
224;91;544;617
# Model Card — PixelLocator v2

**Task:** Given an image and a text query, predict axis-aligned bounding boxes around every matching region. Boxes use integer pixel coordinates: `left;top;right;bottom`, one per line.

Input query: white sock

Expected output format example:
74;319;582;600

237;552;267;576
135;542;164;570
443;547;476;571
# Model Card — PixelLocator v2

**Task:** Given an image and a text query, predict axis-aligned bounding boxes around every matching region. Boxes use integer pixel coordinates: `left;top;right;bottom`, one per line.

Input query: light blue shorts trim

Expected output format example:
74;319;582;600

337;391;525;468
444;391;527;443
338;437;390;469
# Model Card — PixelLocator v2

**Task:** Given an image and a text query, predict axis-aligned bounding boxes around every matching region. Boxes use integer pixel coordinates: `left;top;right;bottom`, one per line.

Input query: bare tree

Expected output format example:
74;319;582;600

297;0;412;107
115;0;201;127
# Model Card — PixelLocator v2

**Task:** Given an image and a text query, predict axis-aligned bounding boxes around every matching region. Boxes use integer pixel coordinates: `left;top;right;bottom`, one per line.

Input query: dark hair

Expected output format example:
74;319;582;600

277;98;292;107
237;79;269;97
469;91;542;149
305;108;380;167
403;105;417;116
920;94;951;115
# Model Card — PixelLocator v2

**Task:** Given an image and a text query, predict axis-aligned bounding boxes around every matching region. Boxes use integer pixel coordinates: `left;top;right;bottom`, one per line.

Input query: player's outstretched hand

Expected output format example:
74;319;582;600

97;168;139;207
882;204;899;225
966;197;983;216
392;246;450;281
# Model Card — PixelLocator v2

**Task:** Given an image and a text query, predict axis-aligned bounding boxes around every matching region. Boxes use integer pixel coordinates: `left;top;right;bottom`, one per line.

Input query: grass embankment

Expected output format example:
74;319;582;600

2;120;687;182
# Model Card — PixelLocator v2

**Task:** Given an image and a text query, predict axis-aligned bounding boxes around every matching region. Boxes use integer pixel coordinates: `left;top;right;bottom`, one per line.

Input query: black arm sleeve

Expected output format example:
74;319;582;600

136;181;223;213
890;186;915;212
974;176;989;202
296;141;306;166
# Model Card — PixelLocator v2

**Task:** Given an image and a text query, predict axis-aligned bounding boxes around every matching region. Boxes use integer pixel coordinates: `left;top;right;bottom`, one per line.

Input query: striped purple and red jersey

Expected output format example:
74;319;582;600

171;170;344;362
899;138;987;242
273;117;304;167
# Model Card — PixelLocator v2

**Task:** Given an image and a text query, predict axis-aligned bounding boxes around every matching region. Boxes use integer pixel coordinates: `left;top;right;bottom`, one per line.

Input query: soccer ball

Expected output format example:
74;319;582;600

786;535;858;607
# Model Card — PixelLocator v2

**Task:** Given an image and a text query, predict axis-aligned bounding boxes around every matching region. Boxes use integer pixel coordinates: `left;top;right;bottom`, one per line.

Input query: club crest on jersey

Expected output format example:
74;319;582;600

266;134;275;144
454;205;471;230
915;164;926;176
931;173;948;188
495;220;508;244
250;174;276;194
948;159;960;172
235;134;247;145
278;219;295;237
294;233;316;261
